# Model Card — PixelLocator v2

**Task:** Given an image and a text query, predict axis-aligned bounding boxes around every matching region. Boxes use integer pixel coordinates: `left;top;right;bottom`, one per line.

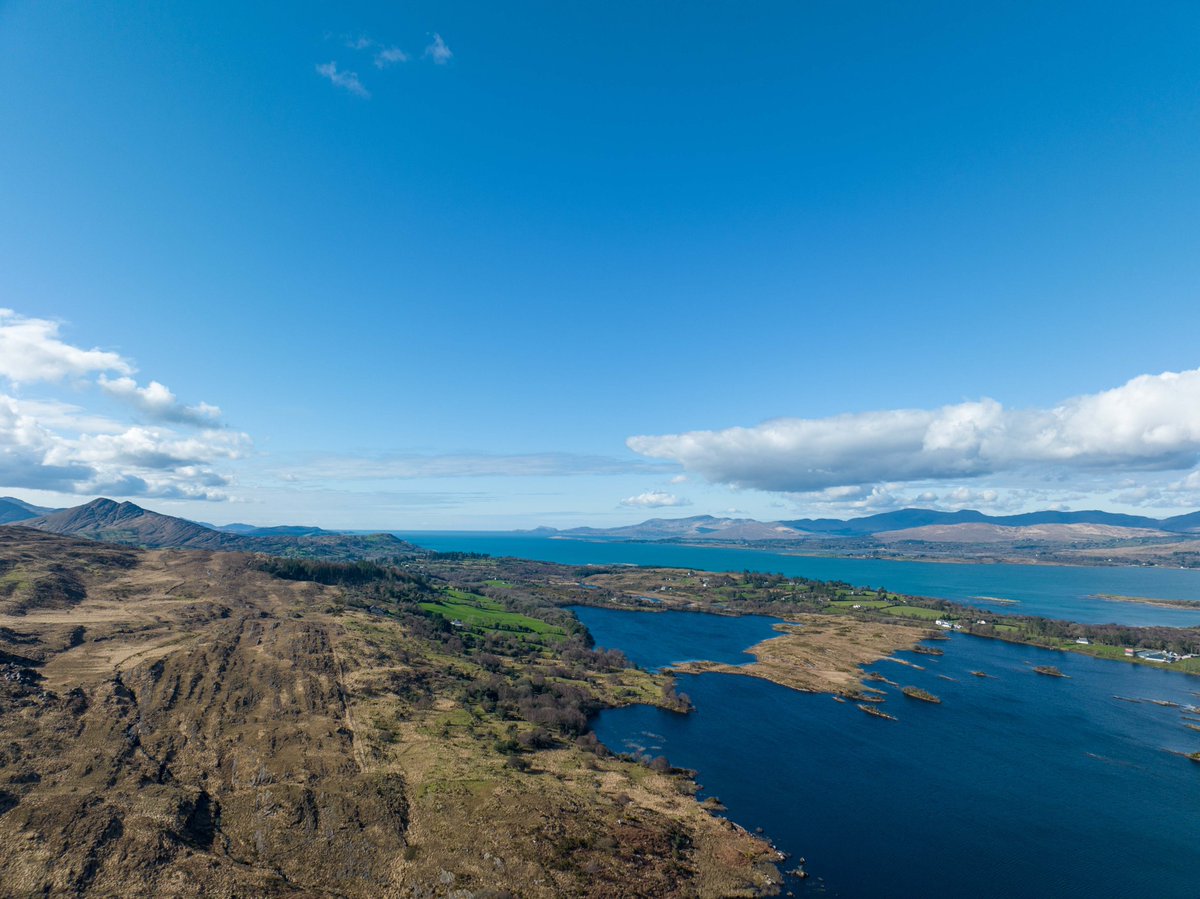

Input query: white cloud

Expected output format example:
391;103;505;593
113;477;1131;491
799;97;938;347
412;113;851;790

0;310;131;383
938;486;1001;509
628;369;1200;493
316;61;369;98
424;33;452;64
374;47;410;68
619;491;691;508
98;375;221;426
345;35;374;51
0;309;248;501
0;394;245;499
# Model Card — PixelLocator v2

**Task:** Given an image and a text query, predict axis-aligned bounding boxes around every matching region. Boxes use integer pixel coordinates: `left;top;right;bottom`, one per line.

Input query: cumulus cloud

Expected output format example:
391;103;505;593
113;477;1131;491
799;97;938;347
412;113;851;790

424;33;452;64
619;491;691;508
316;61;369;98
0;394;245;499
628;369;1200;493
0;310;247;500
0;309;131;383
98;376;221;426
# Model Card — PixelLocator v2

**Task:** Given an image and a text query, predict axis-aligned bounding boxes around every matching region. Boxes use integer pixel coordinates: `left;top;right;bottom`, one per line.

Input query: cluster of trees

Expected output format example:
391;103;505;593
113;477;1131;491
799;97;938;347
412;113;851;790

255;556;438;613
557;641;630;672
463;669;598;740
258;556;427;590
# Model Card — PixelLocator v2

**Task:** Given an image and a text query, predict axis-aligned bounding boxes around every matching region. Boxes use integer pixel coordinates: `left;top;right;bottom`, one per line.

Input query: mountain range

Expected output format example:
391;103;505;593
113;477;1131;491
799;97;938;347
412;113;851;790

779;507;1200;536
3;498;420;561
4;497;1200;564
540;508;1200;541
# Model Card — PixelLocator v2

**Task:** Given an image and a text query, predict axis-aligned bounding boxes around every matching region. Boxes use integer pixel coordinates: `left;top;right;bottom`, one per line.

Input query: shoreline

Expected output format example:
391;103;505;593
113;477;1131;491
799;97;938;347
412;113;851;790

671;615;932;696
540;534;1200;570
1088;593;1200;610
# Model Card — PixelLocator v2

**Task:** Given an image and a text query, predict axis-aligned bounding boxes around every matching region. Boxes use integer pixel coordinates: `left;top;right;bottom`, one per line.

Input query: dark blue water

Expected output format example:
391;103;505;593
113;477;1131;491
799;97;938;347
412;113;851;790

570;605;784;670
578;606;1200;899
398;532;1200;627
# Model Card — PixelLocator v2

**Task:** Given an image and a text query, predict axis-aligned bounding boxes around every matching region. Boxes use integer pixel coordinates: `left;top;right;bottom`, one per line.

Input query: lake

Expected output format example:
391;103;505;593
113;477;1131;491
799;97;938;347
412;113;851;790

576;605;1200;898
397;532;1200;627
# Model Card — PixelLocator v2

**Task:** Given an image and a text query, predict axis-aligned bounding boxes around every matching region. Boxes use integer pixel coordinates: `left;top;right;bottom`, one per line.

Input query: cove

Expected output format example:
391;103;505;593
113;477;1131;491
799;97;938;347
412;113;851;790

397;532;1200;627
578;605;1200;898
570;604;785;670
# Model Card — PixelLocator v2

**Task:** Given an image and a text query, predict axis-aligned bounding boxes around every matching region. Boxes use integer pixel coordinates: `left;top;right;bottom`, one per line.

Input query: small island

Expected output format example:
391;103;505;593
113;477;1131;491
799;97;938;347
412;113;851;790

857;703;897;720
1033;665;1069;678
901;686;942;703
1089;594;1200;611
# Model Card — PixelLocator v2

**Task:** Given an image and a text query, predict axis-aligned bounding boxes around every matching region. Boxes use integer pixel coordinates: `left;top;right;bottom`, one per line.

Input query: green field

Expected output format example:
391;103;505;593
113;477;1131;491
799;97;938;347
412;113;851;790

830;599;892;610
483;579;513;588
420;589;566;642
880;605;944;620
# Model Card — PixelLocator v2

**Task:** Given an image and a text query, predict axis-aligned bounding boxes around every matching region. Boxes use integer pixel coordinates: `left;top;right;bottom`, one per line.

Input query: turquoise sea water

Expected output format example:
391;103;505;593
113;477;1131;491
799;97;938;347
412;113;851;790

577;605;1200;899
397;532;1200;627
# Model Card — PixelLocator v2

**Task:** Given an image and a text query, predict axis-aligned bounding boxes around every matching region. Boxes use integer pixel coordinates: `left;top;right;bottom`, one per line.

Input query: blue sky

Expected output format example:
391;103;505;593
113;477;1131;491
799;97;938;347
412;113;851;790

2;1;1199;528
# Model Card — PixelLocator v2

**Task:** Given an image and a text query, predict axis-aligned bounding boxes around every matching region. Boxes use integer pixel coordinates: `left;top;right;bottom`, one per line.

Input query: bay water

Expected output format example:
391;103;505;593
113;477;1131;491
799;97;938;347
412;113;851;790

398;532;1200;627
576;605;1200;898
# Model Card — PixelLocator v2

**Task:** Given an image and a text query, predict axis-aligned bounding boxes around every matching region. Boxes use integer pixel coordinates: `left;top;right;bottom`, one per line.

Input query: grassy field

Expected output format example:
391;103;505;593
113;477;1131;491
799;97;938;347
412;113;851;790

420;589;566;641
880;605;944;621
1049;639;1200;674
829;599;892;610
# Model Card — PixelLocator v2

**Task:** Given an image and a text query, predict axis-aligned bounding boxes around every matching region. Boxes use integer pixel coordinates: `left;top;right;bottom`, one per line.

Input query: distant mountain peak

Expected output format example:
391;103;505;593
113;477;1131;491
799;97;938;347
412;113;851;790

7;498;421;561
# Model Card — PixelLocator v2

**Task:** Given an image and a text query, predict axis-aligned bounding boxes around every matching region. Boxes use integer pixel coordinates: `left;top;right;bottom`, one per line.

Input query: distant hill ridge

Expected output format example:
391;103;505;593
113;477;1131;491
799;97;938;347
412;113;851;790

7;498;421;560
780;508;1200;535
546;507;1200;540
559;515;806;542
0;496;61;525
217;523;338;537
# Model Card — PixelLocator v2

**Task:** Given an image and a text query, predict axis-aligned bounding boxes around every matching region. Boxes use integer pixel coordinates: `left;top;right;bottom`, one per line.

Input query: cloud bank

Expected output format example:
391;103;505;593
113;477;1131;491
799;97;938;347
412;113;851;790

619;491;691;508
0;310;245;500
627;369;1200;493
0;309;131;383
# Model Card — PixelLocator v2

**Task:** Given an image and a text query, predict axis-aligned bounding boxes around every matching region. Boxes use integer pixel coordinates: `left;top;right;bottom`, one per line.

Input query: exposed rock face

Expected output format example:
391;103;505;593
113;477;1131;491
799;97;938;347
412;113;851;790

0;544;410;896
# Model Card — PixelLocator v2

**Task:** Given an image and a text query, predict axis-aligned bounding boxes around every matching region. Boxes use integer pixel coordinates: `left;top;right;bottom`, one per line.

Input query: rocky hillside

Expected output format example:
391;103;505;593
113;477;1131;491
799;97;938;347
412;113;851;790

0;530;780;897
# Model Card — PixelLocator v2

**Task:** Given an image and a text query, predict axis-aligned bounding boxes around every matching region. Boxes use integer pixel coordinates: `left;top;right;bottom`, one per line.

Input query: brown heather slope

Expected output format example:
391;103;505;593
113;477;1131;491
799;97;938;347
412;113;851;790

0;530;780;898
